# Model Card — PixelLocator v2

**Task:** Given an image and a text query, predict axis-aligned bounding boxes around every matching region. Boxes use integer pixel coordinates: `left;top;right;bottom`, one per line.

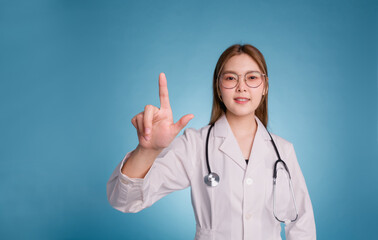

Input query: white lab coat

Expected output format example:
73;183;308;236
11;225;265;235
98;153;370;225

107;114;316;240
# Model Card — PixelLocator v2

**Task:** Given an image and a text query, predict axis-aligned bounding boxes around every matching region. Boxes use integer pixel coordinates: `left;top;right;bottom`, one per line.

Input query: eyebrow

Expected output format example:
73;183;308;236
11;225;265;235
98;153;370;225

222;70;261;74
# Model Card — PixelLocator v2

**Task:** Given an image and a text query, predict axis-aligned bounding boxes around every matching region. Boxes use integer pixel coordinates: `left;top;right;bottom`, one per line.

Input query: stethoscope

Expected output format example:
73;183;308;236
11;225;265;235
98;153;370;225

203;123;299;224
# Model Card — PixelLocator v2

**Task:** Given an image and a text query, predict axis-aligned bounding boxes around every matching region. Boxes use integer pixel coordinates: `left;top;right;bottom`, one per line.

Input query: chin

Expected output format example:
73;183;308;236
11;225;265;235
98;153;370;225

224;101;258;117
227;109;255;117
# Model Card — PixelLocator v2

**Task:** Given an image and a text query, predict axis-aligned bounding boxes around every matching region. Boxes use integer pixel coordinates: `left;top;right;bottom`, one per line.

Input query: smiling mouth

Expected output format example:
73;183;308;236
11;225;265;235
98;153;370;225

234;98;250;101
234;98;250;104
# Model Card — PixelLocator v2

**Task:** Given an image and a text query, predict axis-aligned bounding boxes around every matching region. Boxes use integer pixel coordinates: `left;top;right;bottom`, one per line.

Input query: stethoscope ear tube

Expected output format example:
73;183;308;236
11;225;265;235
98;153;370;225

273;175;299;224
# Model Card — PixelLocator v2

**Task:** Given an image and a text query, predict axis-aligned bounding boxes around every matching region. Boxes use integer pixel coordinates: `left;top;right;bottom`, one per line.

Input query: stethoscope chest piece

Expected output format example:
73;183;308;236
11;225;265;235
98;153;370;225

204;172;220;187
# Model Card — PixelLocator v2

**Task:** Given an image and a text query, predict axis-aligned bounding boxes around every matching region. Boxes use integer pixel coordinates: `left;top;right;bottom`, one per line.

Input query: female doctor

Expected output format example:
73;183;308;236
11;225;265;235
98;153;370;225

107;44;316;239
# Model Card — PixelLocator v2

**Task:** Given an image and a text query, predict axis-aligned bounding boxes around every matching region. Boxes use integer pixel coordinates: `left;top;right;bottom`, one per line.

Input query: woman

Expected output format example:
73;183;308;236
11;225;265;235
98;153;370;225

107;44;316;239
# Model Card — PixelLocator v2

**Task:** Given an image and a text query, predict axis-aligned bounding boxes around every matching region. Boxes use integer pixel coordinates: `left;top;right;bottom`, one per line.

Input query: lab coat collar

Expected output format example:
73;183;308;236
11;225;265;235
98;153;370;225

214;113;272;170
213;113;271;141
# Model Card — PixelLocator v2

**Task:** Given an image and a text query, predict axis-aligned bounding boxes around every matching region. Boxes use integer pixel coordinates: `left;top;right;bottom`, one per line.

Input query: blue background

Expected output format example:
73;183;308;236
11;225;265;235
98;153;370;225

1;0;377;239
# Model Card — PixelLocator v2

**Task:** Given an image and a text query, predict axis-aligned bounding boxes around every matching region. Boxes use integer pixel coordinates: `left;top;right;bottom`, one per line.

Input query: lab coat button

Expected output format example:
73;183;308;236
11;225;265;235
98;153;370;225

245;213;252;220
246;178;253;185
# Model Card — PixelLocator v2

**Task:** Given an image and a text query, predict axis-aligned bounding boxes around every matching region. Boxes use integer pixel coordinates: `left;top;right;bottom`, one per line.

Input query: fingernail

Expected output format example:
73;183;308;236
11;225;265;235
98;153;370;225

145;128;151;134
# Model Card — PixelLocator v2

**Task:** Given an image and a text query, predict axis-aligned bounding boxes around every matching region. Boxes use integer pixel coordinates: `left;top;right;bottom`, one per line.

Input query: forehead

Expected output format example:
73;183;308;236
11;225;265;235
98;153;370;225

222;53;261;73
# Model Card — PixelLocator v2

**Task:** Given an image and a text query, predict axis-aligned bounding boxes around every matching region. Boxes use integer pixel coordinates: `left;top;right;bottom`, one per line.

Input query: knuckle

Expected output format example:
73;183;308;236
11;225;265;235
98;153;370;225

144;104;153;111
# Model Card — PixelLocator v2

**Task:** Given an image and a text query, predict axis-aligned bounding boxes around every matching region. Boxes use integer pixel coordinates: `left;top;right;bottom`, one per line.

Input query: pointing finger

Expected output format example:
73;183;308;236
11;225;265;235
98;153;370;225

159;73;171;110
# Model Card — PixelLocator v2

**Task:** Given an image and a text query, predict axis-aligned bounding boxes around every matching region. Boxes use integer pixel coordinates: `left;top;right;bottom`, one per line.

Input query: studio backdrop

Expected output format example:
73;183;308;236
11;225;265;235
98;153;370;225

0;0;377;239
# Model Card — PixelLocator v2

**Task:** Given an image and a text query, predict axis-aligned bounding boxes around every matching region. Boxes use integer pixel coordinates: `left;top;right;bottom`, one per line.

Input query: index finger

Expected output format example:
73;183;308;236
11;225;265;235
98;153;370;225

159;72;171;110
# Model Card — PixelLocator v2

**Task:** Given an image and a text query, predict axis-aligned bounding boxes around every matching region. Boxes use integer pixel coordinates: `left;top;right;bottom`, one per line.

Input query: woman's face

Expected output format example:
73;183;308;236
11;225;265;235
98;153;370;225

219;53;267;118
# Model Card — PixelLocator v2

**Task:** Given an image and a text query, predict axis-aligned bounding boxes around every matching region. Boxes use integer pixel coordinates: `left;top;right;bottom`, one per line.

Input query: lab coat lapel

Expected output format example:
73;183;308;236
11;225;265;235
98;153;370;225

214;114;272;171
248;116;272;172
215;114;246;170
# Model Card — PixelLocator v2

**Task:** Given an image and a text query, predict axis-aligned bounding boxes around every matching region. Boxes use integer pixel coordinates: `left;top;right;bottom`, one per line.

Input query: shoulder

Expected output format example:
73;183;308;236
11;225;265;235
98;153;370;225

269;132;293;147
267;132;295;159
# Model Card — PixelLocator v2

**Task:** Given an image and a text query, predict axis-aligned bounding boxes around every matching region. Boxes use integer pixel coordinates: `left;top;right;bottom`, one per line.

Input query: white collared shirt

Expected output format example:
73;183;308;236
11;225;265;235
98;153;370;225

107;114;316;239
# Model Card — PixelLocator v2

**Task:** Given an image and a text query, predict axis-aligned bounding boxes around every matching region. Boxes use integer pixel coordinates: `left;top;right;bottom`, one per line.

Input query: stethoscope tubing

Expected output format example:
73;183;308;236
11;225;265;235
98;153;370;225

205;123;214;176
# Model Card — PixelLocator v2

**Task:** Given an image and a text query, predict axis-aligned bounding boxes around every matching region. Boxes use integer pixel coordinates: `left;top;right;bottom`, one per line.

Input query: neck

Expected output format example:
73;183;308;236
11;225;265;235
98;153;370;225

225;111;257;138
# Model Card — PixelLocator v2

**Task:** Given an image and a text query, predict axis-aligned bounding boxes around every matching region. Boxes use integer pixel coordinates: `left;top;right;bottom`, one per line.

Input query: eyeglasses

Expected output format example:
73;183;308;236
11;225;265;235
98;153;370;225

218;71;266;89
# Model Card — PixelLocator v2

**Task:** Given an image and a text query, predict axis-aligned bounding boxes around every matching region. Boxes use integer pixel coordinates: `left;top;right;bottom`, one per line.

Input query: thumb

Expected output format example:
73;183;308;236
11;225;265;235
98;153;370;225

174;114;194;134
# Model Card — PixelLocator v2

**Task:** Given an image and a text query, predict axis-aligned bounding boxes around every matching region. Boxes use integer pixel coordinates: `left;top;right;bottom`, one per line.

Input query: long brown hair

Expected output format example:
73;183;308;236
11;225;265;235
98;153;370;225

209;44;269;128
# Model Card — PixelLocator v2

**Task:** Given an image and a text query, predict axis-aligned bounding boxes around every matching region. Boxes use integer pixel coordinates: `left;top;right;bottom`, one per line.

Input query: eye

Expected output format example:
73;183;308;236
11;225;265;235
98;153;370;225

246;72;261;80
222;73;237;81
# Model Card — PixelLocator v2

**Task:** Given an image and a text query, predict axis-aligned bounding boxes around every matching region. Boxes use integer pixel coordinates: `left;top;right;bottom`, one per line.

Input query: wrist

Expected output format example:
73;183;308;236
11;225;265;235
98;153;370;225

135;144;162;158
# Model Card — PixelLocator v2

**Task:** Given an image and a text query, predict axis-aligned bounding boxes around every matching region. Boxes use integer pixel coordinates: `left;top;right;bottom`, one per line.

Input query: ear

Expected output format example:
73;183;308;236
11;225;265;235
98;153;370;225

263;77;269;95
217;83;223;101
218;92;223;101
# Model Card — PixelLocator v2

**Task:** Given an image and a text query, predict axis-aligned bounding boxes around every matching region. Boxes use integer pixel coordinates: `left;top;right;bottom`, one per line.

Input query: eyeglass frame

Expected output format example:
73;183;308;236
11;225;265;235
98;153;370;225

217;70;267;89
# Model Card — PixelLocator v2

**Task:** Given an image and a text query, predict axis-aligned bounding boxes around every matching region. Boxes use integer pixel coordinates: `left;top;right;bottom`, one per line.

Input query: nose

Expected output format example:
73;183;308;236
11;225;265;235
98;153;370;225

236;78;247;92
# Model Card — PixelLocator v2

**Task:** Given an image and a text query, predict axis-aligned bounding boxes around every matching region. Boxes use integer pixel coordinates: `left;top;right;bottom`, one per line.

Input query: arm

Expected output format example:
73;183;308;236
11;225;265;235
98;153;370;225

121;145;162;179
285;143;317;240
106;128;196;213
106;73;195;213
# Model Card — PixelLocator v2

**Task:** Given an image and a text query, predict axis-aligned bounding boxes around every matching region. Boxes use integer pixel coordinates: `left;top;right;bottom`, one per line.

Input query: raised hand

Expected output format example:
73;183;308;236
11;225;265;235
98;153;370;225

131;73;194;152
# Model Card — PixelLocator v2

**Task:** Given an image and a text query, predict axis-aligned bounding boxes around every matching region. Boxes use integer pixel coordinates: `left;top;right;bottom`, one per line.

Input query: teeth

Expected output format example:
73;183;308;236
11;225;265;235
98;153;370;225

235;98;248;101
